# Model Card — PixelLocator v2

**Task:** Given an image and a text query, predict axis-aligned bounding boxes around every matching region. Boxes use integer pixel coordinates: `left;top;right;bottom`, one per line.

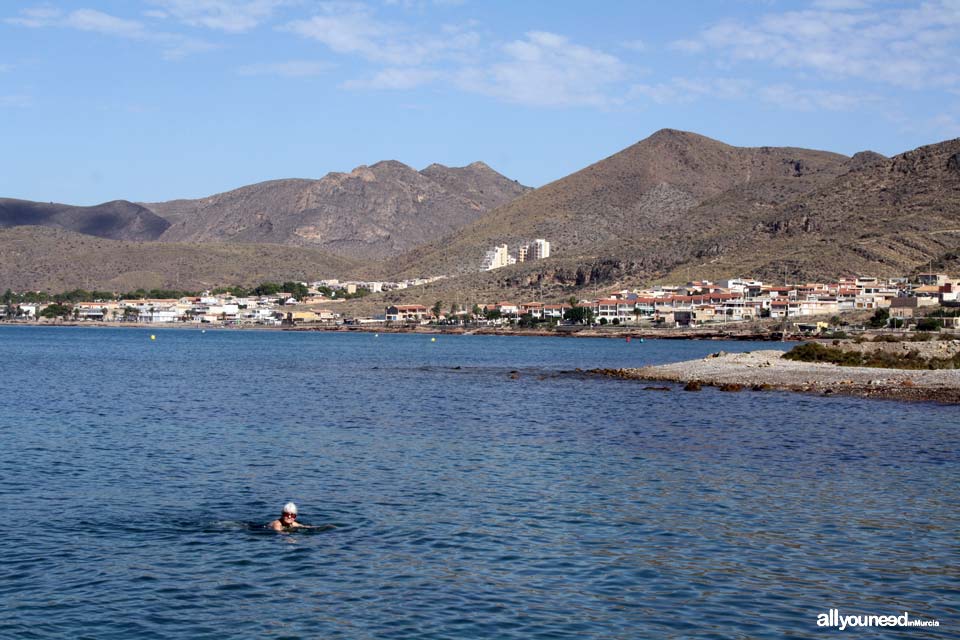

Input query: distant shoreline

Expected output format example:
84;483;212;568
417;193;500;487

0;320;796;341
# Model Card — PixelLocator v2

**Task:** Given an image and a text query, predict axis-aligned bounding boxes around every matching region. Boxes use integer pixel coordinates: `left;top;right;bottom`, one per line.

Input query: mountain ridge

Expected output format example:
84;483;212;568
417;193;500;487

145;160;530;261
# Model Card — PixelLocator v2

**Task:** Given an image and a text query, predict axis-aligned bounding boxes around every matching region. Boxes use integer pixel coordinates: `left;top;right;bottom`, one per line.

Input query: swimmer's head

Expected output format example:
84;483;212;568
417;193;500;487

282;502;298;517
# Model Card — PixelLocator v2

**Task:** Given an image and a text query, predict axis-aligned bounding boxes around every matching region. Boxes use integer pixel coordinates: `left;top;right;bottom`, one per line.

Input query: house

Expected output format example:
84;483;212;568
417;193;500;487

385;305;428;322
917;273;950;286
889;297;938;319
542;304;570;319
519;302;544;319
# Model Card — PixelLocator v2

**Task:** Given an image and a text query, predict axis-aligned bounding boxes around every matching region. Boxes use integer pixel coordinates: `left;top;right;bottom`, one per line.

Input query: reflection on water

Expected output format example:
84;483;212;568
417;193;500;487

0;327;956;638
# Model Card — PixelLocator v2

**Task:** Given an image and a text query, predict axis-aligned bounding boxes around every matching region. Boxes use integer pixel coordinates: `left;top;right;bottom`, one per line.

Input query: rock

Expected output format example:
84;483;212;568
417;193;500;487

719;383;744;392
683;381;702;391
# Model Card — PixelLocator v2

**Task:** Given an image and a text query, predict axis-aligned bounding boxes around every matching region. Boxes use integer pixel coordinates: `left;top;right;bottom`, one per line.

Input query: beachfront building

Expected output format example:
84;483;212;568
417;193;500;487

385;305;429;323
519;302;544;319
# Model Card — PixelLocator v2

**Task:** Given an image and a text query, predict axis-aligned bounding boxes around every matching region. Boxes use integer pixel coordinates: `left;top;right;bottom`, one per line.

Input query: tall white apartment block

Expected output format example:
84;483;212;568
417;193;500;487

532;239;550;259
481;244;511;271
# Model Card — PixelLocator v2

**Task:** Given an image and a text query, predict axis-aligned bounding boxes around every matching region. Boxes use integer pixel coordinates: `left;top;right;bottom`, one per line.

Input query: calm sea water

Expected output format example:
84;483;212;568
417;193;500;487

0;326;956;639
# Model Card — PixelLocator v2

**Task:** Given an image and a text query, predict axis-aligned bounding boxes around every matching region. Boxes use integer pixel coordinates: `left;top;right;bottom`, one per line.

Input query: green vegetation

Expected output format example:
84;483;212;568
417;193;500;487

564;306;595;325
783;342;960;370
121;288;200;300
916;317;943;331
211;285;252;297
927;307;960;318
868;307;890;328
38;303;72;319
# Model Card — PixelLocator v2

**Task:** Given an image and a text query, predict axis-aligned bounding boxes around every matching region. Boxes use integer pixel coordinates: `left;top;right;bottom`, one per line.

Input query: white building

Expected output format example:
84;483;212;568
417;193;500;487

532;238;550;259
481;244;511;271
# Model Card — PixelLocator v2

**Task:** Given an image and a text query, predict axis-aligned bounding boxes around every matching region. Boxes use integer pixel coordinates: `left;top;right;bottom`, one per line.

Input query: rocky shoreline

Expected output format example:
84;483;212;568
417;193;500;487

591;350;960;404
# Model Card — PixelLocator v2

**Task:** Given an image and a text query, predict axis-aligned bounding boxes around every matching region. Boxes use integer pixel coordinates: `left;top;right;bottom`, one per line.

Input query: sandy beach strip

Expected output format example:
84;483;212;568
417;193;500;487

591;350;960;403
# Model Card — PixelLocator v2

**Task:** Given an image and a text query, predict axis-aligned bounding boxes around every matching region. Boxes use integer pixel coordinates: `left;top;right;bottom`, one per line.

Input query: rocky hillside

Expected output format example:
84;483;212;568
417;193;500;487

0;198;170;241
673;136;960;282
383;129;850;278
145;161;530;261
0;226;360;292
382;131;959;293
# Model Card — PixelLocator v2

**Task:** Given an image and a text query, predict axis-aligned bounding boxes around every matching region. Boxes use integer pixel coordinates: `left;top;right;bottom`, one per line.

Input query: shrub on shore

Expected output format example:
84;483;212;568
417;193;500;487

783;342;960;370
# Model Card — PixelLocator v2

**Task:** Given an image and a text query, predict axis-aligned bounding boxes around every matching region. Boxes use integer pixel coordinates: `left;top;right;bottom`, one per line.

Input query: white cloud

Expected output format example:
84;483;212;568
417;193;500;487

284;4;479;66
384;0;466;7
759;84;870;111
159;36;219;60
343;67;440;89
811;0;871;9
148;0;287;33
0;95;32;108
929;112;960;138
630;77;751;104
236;60;333;77
457;31;625;107
6;6;216;60
7;7;147;37
286;5;622;107
674;1;960;90
66;9;148;38
621;39;647;52
5;7;62;28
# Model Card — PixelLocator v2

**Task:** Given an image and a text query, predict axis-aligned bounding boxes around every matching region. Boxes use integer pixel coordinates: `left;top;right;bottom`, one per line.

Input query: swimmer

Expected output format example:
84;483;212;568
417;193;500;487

269;502;308;532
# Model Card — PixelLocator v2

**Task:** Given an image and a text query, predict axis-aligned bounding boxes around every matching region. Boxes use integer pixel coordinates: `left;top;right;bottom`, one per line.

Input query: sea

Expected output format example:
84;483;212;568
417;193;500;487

0;326;956;639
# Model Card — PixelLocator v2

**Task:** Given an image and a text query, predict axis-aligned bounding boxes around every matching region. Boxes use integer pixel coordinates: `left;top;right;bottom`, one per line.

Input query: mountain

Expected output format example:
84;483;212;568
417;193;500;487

383;129;850;278
144;161;530;261
4;132;957;296
0;226;360;292
0;198;170;241
681;136;960;281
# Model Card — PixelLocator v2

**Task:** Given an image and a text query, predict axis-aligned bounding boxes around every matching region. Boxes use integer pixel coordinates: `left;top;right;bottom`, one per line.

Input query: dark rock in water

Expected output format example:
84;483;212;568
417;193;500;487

643;386;671;392
509;371;520;380
719;383;744;392
751;383;772;391
683;381;702;391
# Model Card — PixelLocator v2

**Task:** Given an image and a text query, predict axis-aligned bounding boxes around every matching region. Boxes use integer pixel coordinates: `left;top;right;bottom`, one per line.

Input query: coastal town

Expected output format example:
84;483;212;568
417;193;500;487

3;273;958;333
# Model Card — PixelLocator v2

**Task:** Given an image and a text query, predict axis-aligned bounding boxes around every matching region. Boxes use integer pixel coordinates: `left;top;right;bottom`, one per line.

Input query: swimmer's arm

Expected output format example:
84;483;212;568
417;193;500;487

269;520;285;532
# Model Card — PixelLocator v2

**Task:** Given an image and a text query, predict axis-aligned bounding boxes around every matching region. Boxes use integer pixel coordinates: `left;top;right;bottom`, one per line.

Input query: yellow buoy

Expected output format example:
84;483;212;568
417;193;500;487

431;337;436;342
150;335;156;340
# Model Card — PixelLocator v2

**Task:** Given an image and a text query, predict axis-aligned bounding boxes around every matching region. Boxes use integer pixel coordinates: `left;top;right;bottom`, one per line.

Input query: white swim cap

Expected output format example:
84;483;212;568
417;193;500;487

283;502;297;515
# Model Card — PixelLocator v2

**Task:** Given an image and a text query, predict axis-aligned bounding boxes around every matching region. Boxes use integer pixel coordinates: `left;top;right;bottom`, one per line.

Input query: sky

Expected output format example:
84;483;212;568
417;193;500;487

1;0;959;205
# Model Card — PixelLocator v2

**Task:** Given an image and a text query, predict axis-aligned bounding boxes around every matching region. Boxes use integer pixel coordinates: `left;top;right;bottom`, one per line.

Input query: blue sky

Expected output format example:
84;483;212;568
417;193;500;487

1;0;958;205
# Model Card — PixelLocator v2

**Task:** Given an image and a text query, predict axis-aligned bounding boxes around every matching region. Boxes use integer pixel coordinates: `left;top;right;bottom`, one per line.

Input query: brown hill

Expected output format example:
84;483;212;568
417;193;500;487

383;129;849;278
145;161;530;261
670;137;960;282
0;226;360;293
0;198;170;241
